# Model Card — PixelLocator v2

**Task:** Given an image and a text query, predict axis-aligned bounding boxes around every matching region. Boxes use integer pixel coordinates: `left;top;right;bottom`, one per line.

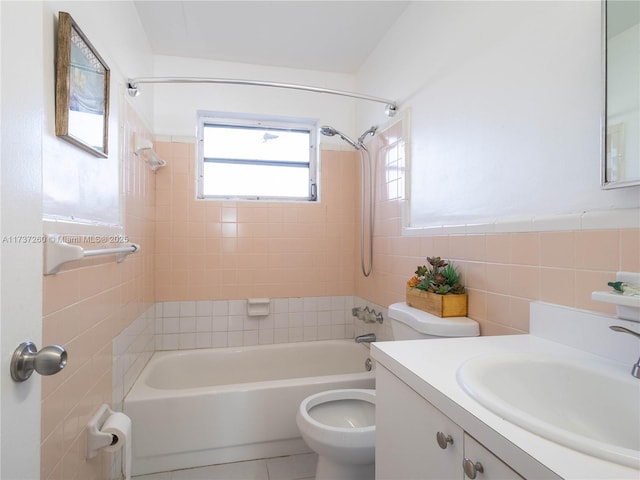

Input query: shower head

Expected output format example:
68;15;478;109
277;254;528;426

320;125;337;137
319;125;359;150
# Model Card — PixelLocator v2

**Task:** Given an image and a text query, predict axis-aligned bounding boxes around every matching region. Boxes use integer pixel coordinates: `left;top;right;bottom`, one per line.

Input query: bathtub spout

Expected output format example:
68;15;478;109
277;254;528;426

355;333;376;344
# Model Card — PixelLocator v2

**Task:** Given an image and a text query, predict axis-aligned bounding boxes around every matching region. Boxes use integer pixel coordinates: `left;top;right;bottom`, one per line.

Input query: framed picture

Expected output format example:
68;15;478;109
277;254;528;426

55;11;110;157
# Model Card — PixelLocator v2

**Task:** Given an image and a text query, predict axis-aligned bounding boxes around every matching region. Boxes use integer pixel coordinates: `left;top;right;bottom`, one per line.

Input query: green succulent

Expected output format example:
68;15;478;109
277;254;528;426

413;257;465;295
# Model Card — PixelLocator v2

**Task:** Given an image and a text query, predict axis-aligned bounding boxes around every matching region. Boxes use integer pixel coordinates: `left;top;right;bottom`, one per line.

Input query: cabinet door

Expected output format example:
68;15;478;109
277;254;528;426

376;365;464;480
463;434;524;480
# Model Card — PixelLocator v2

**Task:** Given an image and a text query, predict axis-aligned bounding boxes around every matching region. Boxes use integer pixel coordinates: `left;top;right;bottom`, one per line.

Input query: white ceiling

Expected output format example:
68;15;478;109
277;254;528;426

133;1;410;73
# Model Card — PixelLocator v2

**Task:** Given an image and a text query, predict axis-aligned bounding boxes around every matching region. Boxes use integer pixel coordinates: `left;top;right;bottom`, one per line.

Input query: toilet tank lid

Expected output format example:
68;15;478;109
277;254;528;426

388;302;479;337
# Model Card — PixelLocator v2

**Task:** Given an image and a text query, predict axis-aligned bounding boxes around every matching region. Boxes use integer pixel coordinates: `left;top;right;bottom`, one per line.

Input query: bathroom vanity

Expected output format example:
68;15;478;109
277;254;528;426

372;302;640;480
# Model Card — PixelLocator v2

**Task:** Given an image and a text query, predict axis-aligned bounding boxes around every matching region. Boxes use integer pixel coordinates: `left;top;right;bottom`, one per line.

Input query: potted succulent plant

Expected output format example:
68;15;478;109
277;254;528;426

406;256;467;317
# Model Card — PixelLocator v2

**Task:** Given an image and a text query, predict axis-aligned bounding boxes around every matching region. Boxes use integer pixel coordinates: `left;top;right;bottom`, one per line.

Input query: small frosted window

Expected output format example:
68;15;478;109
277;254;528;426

197;113;318;201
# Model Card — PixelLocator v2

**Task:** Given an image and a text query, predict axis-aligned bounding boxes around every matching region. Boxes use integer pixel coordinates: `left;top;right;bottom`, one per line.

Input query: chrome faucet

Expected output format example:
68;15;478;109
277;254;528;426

355;333;376;344
609;326;640;379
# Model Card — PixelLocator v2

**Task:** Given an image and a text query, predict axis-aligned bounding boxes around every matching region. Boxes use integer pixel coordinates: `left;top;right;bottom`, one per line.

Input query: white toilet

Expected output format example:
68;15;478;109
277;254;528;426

297;302;479;480
388;301;480;340
296;389;376;480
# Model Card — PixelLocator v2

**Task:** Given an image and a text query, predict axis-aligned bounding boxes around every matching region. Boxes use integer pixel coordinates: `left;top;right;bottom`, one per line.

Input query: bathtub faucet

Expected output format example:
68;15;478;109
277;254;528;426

352;306;384;324
355;333;376;344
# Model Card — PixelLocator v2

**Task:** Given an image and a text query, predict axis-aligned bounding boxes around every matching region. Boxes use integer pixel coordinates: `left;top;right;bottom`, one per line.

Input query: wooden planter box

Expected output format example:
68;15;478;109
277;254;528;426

406;287;468;318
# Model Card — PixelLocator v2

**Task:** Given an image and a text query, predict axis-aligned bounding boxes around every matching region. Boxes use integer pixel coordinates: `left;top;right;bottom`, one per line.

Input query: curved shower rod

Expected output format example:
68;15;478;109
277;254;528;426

126;76;398;117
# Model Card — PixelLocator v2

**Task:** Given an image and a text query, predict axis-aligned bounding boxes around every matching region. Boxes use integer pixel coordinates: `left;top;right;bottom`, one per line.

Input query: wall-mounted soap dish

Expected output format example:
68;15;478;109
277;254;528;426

592;272;640;322
134;134;166;172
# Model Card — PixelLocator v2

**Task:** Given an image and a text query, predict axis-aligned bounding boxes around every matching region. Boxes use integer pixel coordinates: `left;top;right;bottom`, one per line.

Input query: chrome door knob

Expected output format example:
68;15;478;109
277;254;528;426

10;341;67;382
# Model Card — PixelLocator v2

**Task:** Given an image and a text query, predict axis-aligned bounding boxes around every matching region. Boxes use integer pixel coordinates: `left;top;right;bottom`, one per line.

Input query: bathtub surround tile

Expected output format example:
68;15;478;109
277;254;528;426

150;296;359;351
212;299;230;315
163;317;180;334
274;328;290;344
179;301;197;317
196;316;213;332
196;332;213;349
163;301;181;317
213;316;228;331
158;334;180;351
228;331;244;346
243;330;260;345
212;332;228;347
179;333;197;349
179;316;197;332
111;305;156;411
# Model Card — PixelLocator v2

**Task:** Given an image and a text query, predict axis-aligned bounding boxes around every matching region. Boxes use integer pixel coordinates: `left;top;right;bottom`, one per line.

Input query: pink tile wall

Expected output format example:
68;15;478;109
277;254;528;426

40;105;156;480
356;121;640;335
153;142;359;301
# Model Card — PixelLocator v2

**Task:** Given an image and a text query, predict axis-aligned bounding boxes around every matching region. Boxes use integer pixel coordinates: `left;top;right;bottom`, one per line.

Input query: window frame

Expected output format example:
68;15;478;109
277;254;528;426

196;111;318;201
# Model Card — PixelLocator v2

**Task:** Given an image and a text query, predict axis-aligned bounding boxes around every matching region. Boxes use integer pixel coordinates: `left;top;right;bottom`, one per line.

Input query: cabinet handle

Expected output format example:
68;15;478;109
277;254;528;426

436;431;454;449
462;458;484;479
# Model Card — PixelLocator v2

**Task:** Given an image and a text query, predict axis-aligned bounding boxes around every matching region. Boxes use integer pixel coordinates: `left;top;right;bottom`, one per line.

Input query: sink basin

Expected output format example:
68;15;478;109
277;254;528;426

456;353;640;469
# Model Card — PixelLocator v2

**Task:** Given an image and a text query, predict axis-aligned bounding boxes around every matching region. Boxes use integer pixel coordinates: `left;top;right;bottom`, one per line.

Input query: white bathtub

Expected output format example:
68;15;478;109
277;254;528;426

124;340;375;476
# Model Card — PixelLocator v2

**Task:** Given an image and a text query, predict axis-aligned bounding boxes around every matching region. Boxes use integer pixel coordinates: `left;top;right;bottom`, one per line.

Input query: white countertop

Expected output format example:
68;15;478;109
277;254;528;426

371;334;640;480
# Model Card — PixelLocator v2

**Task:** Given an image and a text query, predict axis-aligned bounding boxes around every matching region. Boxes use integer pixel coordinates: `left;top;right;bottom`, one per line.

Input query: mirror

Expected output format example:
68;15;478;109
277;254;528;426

602;0;640;188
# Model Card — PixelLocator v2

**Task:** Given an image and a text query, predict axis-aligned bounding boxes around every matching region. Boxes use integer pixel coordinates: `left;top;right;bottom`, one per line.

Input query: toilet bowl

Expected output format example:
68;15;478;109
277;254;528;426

296;389;376;480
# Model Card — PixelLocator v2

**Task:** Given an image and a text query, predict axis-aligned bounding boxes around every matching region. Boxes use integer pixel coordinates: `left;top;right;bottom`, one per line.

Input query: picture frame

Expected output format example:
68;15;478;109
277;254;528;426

55;11;110;157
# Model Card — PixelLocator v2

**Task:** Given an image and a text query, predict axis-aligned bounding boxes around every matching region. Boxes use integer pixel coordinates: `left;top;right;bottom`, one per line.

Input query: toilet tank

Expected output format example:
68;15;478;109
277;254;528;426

388;302;479;340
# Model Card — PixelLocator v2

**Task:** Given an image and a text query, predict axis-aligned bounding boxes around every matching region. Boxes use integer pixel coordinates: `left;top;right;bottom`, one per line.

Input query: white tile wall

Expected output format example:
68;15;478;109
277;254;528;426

112;304;156;411
154;296;370;351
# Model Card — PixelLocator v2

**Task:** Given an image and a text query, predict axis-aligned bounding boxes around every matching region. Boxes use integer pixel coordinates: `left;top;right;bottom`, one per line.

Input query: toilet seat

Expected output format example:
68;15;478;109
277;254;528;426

297;388;376;465
301;389;376;431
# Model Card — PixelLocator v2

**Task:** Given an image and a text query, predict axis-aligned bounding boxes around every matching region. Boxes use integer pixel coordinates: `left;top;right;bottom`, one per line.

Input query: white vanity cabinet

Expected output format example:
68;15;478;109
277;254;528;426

376;365;523;480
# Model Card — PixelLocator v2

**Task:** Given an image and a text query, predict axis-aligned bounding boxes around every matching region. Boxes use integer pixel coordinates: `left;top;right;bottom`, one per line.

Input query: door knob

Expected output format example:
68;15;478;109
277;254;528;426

10;341;67;382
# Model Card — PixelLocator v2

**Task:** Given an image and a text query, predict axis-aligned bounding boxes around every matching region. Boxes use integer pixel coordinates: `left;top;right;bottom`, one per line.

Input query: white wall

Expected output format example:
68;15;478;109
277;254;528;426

41;2;153;229
144;54;359;145
357;1;640;228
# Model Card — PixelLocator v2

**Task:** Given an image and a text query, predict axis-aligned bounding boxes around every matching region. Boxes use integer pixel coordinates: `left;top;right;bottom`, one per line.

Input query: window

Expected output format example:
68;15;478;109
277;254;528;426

197;112;318;201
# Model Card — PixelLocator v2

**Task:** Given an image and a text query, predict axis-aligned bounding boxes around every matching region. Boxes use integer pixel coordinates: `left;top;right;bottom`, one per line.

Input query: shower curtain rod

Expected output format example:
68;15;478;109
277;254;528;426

126;77;398;117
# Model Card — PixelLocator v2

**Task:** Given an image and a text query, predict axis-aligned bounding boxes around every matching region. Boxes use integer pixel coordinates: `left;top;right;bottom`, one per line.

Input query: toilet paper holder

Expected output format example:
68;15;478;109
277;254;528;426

86;404;118;459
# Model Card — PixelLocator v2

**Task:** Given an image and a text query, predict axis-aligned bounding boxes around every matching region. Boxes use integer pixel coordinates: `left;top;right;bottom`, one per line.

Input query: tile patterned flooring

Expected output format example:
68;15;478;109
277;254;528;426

133;453;317;480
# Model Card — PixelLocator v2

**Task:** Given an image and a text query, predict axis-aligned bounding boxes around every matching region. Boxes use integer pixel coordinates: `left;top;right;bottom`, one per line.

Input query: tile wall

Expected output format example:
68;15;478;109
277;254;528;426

153;296;358;350
40;104;156;480
153;141;359;300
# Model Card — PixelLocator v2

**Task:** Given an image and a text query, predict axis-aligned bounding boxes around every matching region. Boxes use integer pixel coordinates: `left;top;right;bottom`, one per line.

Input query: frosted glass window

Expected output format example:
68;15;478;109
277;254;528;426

197;113;318;201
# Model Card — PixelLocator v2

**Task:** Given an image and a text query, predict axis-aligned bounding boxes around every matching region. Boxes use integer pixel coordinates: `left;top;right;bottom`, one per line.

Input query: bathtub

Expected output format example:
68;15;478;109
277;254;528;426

124;340;375;476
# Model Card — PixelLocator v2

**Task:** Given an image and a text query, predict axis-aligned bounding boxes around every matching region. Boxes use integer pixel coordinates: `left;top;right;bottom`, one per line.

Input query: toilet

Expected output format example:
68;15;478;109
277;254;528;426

296;389;376;480
297;303;479;480
388;301;480;340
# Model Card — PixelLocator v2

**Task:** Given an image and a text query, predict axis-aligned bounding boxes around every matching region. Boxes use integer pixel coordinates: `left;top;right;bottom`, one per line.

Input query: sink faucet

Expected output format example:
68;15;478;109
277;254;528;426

609;326;640;379
355;333;376;344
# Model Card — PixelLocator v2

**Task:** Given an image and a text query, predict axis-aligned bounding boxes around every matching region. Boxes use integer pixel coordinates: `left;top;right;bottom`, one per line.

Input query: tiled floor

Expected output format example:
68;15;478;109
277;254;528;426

132;453;317;480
